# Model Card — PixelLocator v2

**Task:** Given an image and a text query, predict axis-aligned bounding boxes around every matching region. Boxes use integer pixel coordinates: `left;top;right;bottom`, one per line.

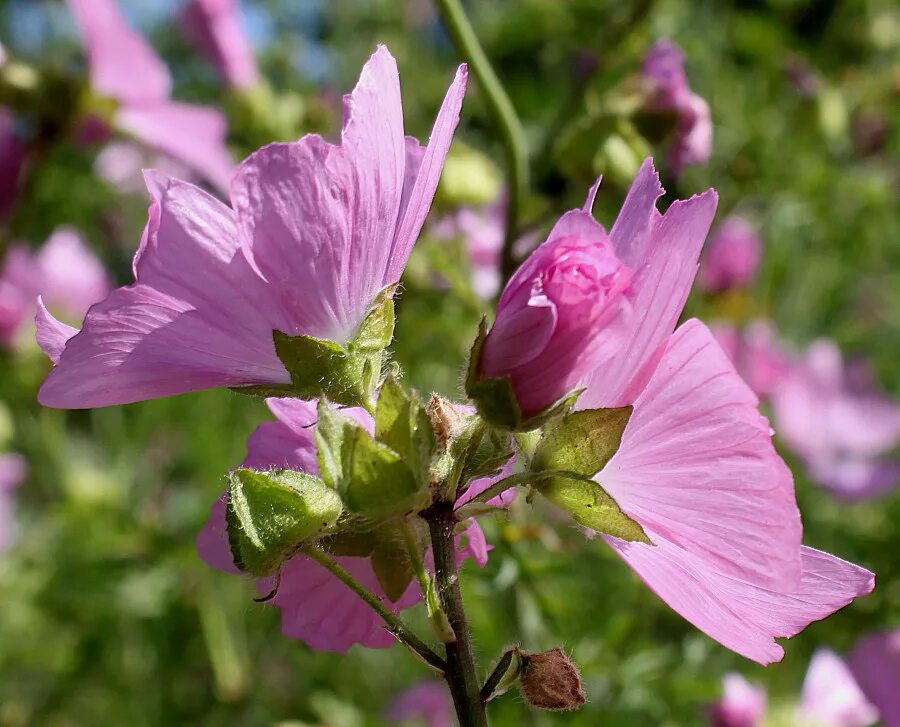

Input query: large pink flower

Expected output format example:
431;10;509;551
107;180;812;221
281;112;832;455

197;398;492;652
179;0;259;90
0;228;110;350
36;46;467;409
848;630;900;727
590;320;872;664
643;40;713;175
476;159;717;417
798;649;878;727
66;0;235;190
772;340;900;500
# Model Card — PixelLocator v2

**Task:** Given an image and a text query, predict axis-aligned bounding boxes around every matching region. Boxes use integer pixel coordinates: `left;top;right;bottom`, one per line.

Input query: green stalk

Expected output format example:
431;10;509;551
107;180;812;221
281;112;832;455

434;0;528;281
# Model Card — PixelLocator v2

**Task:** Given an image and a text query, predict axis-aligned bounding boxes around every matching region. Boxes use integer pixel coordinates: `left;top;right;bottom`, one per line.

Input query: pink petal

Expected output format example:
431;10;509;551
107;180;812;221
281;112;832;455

604;540;873;664
710;673;767;727
38;173;288;408
599;319;802;590
388;681;454;727
798;649;877;727
178;0;259;89
116;102;234;192
581;159;718;408
35;227;111;320
67;0;171;104
34;297;77;364
848;630;900;727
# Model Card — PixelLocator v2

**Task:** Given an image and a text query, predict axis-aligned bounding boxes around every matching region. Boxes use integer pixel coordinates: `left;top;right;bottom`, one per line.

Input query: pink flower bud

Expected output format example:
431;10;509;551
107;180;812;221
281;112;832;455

699;216;762;291
477;231;632;419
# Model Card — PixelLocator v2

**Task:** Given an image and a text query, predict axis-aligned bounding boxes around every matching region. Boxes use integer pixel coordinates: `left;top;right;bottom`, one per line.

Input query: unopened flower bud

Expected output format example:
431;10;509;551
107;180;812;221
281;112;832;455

519;647;586;712
473;231;632;422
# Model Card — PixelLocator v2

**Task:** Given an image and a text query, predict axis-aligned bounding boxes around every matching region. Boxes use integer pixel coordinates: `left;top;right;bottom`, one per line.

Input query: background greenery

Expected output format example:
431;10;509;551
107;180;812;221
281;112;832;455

1;0;898;724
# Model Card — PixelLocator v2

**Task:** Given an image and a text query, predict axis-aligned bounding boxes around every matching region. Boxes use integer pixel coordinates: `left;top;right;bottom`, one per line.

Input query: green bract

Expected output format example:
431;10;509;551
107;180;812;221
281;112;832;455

226;468;344;577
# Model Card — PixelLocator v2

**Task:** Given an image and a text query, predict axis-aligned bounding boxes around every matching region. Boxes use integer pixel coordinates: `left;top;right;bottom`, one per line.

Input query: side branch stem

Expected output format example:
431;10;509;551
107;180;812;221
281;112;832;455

434;0;528;282
301;544;446;672
425;502;488;726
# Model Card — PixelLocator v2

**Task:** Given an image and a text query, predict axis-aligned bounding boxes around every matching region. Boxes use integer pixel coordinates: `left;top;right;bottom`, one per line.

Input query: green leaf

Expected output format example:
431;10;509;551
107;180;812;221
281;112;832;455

536;475;650;543
226;469;343;577
461;426;513;483
314;399;356;492
345;428;422;519
273;331;368;409
375;376;435;484
350;284;396;353
532;407;633;477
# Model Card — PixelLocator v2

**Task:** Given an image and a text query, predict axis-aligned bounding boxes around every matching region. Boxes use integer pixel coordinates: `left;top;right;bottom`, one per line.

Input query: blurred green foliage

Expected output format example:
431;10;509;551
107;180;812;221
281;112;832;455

1;0;899;725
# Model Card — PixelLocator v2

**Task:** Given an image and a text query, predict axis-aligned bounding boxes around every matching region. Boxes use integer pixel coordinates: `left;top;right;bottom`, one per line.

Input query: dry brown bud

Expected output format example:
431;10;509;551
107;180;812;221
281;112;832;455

426;394;469;451
519;647;586;712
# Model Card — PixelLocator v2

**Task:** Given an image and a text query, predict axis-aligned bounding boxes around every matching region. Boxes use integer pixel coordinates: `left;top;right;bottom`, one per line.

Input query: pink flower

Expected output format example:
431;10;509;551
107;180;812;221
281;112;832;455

590;319;872;664
0;453;26;551
797;649;878;727
66;0;235;190
36;46;467;409
709;673;766;727
476;159;718;418
848;630;900;727
387;681;453;727
179;0;259;90
197;398;494;652
643;40;713;175
712;320;792;398
772;340;900;500
94;141;194;195
0;228;110;349
0;106;26;219
699;216;762;291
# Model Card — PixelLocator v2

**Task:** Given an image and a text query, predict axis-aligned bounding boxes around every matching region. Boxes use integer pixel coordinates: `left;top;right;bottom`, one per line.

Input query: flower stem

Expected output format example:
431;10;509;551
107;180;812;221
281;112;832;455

424;501;488;726
434;0;528;282
300;544;446;672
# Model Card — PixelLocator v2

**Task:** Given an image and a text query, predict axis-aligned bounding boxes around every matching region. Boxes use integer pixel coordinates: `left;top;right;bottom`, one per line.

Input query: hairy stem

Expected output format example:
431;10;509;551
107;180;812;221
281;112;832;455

301;544;446;672
434;0;528;282
425;502;488;726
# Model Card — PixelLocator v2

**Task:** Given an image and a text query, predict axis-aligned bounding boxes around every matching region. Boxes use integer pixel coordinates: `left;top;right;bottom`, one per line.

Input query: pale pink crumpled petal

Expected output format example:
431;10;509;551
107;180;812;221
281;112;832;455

231;46;467;342
606;538;873;665
116;102;234;192
580;159;718;409
848;630;900;727
709;673;767;727
66;0;171;104
797;649;878;727
597;318;802;591
388;681;454;727
179;0;259;90
38;173;290;408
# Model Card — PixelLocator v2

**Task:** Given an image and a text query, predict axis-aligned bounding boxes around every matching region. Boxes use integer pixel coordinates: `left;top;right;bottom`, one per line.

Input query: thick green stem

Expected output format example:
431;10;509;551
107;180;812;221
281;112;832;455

434;0;528;282
425;502;488;727
301;545;446;672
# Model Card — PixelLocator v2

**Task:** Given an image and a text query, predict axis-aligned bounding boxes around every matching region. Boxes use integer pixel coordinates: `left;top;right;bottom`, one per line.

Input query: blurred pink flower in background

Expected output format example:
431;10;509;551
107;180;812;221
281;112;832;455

197;398;497;652
709;673;766;727
477;159;718;418
848;630;900;727
179;0;259;89
0;107;26;219
66;0;235;191
94;141;193;195
772;340;900;500
643;40;713;175
387;681;453;727
712;320;792;398
36;46;467;408
699;216;762;291
0;453;26;552
797;649;878;727
0;228;110;349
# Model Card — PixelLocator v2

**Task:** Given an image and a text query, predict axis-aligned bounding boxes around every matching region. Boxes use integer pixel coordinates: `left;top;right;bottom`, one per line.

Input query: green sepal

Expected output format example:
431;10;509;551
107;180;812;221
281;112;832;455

370;520;428;602
228;383;297;398
482;647;523;703
375;375;436;485
346;428;422;519
273;331;369;409
536;475;650;543
226;468;343;577
532;407;633;477
350;284;396;354
460;426;513;484
318;531;378;557
314;399;356;492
